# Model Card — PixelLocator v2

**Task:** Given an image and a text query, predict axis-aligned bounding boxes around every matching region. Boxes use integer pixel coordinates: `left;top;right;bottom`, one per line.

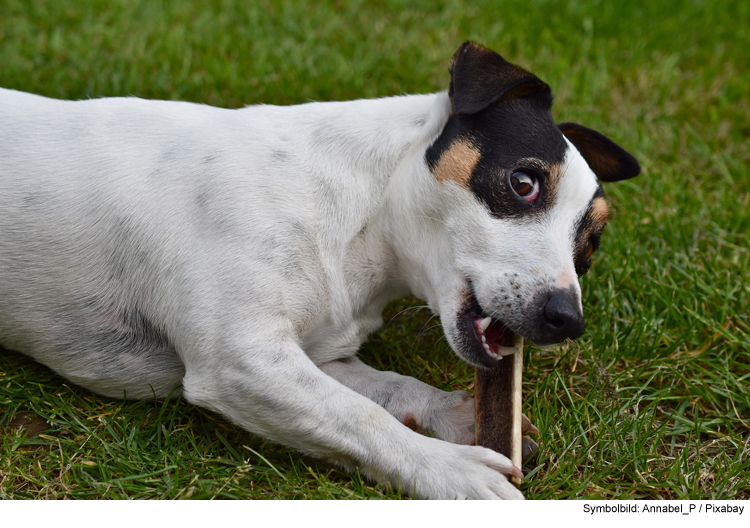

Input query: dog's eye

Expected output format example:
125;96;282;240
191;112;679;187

509;171;540;203
577;236;600;276
584;240;594;260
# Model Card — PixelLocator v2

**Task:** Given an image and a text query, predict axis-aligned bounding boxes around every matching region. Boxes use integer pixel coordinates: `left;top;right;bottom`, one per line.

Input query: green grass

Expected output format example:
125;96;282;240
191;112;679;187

1;0;748;499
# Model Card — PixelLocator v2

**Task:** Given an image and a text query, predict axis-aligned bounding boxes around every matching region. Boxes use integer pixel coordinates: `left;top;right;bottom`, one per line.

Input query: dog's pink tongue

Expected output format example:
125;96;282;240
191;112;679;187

485;320;512;347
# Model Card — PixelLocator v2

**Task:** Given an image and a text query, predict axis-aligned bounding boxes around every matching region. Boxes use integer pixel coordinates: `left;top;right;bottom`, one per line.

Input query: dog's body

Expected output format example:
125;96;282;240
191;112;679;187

0;43;639;499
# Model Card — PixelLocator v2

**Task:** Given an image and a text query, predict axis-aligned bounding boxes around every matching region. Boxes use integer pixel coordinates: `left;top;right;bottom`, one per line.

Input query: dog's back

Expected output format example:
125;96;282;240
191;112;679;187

0;88;440;398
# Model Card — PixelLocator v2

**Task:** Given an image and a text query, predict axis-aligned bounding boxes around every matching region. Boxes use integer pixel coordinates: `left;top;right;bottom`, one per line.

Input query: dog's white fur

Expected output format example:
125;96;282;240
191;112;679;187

0;85;599;499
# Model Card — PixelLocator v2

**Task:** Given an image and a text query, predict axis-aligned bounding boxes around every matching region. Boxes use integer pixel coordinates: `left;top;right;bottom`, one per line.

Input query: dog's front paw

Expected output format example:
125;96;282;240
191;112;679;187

402;439;524;500
427;389;476;445
420;390;540;451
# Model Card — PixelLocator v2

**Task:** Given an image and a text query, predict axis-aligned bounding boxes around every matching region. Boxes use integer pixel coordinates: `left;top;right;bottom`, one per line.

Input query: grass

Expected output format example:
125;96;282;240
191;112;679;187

0;0;748;499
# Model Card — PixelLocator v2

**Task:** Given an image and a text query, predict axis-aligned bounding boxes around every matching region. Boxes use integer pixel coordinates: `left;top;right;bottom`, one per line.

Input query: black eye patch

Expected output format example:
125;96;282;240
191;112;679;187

468;100;568;218
426;97;569;220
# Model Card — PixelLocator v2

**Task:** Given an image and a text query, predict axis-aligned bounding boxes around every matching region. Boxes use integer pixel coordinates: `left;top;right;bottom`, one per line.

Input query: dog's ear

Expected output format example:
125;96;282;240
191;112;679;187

448;41;552;115
558;122;641;182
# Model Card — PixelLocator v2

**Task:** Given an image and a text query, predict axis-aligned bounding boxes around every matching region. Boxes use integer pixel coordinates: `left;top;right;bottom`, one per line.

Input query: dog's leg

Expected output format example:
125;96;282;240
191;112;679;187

181;337;522;499
321;357;540;455
320;357;475;445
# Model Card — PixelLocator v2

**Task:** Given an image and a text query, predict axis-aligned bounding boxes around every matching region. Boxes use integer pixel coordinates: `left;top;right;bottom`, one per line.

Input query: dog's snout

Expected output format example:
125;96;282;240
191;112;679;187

532;288;586;344
542;289;586;341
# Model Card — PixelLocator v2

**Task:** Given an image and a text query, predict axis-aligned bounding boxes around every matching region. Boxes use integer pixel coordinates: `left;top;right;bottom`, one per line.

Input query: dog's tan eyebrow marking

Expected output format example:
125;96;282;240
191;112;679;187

573;191;608;276
545;161;564;203
590;196;609;226
432;138;481;188
549;162;564;185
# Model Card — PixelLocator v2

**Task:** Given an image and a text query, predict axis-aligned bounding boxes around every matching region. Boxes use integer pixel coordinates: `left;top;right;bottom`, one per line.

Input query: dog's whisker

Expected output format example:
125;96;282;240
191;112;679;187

385;304;430;329
422;323;444;334
416;314;439;337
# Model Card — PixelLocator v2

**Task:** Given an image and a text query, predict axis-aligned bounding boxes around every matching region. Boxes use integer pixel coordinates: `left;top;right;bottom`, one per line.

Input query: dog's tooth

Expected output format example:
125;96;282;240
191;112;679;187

483;343;501;360
481;335;487;344
479;317;492;332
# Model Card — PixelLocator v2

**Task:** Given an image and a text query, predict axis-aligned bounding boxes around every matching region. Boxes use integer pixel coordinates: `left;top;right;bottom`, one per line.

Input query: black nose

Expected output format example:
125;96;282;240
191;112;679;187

539;288;586;344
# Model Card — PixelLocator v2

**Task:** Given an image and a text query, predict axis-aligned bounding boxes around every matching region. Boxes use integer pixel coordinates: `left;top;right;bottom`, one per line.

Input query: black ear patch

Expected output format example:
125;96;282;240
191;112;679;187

558;122;641;182
449;41;552;115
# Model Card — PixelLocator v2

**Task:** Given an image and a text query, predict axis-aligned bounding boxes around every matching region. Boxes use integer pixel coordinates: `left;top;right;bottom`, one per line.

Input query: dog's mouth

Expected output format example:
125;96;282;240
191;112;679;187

457;290;518;368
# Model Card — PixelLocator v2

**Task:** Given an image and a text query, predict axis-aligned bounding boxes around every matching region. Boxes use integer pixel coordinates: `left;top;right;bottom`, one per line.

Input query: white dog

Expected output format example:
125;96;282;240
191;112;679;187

0;42;639;499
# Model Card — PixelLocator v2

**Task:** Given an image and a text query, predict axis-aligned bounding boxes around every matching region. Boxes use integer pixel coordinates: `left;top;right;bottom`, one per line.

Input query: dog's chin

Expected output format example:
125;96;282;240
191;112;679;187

452;291;518;368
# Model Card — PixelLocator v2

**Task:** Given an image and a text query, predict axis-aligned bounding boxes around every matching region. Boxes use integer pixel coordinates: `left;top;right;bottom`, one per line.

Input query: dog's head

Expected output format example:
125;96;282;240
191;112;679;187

424;42;640;367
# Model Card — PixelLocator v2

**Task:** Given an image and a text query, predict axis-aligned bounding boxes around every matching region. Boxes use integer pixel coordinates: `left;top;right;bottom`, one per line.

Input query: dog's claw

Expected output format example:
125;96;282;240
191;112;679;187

521;435;539;475
520;415;539;475
521;414;540;435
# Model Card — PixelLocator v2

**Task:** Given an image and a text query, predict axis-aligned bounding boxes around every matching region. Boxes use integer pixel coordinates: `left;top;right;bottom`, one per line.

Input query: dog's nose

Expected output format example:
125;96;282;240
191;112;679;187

539;288;586;343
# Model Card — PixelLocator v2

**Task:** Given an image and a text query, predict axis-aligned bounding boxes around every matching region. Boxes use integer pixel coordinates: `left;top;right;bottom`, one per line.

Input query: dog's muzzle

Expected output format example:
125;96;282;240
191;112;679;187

456;285;586;368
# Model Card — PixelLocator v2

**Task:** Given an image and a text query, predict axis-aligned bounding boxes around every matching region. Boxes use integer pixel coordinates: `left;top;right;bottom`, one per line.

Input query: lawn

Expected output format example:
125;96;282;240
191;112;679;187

0;0;748;499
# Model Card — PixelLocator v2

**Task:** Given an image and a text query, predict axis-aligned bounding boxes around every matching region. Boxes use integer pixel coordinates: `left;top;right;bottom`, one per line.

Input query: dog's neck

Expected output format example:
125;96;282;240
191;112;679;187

299;91;450;188
316;92;454;319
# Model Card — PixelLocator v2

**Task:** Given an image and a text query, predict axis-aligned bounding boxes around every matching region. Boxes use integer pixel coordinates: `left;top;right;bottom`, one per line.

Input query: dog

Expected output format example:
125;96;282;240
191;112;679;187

0;42;639;499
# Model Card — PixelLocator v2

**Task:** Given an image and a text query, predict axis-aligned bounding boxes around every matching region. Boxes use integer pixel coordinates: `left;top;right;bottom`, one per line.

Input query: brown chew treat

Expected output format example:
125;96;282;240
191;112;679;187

474;337;523;487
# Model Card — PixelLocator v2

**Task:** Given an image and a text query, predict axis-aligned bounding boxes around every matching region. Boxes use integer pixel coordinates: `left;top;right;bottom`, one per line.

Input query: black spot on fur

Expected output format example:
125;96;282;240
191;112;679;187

202;153;219;165
22;191;51;209
271;150;291;163
119;307;172;353
149;147;180;179
194;183;235;235
105;216;153;282
367;380;402;411
52;299;176;373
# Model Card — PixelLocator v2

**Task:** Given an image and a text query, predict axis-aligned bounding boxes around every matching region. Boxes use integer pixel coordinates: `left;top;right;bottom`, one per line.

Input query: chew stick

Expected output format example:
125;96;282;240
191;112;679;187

474;337;524;487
